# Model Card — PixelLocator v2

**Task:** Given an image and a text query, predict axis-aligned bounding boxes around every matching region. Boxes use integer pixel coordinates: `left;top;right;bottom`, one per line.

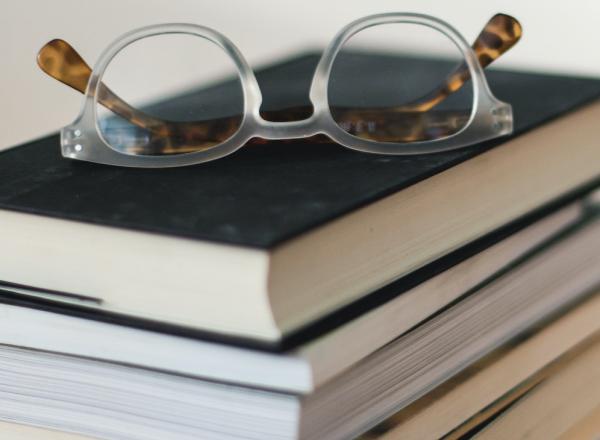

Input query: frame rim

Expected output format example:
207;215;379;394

309;12;511;155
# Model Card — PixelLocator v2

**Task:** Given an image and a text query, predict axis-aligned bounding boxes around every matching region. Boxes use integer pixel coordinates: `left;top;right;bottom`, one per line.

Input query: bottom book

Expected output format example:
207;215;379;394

360;292;600;440
474;331;600;439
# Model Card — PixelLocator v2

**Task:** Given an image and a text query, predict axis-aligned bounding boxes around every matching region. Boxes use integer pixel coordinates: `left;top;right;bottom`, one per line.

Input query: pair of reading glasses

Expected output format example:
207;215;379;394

37;13;522;168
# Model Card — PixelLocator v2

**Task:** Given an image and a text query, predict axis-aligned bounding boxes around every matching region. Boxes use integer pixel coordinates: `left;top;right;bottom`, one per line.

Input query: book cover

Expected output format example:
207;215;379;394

1;54;600;248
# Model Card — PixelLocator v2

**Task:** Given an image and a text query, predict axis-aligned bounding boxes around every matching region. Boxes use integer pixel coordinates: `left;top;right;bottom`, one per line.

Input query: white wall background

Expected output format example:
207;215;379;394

1;0;599;150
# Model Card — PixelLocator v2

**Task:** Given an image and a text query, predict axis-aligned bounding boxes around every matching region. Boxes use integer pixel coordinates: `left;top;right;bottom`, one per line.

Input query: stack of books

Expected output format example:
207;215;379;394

0;54;599;439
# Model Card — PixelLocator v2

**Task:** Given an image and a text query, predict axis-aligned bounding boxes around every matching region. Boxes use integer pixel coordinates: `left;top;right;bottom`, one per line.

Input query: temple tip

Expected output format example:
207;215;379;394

37;39;92;94
472;13;523;68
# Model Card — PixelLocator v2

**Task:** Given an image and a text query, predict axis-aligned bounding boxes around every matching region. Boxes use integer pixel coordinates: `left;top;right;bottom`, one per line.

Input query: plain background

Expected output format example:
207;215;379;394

1;0;600;151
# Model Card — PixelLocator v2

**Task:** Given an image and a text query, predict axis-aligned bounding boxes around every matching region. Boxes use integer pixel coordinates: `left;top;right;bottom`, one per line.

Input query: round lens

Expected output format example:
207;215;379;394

96;33;244;156
328;23;474;144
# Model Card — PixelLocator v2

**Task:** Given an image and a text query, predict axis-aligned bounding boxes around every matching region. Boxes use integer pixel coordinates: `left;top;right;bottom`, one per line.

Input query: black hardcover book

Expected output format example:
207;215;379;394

1;53;600;346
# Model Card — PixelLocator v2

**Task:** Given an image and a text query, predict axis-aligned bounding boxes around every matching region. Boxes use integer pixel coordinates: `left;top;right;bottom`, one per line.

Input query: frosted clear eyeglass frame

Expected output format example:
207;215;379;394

38;13;522;168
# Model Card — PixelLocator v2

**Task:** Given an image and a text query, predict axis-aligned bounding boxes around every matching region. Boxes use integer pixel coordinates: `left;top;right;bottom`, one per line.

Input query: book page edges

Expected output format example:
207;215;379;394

0;211;281;341
269;100;600;334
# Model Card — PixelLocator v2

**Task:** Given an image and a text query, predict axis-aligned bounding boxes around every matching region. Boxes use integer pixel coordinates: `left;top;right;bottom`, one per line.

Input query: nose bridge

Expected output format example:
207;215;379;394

253;115;322;140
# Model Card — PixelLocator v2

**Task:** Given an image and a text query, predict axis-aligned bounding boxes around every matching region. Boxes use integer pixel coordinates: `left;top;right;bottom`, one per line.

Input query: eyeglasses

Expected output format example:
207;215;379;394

37;13;521;168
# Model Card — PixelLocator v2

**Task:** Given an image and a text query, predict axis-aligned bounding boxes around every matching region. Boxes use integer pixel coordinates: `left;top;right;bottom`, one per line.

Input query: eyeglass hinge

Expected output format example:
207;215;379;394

490;106;512;133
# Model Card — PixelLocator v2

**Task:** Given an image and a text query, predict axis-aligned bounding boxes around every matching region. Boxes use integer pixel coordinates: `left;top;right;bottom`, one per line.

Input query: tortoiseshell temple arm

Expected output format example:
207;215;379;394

399;13;523;113
37;39;187;139
37;14;521;153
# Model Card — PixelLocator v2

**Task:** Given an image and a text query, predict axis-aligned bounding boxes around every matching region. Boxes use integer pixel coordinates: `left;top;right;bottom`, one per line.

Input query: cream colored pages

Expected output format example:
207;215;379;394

372;293;600;440
476;329;600;439
558;405;600;440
